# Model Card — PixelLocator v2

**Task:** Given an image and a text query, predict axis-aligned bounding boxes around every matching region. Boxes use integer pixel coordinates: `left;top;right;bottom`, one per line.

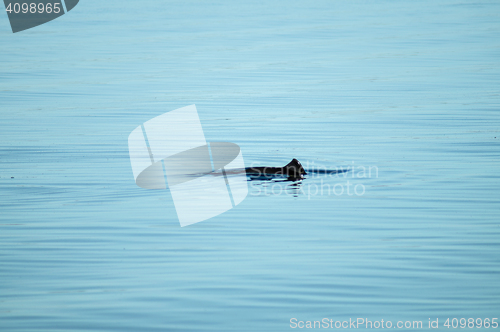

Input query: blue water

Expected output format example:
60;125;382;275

1;0;499;331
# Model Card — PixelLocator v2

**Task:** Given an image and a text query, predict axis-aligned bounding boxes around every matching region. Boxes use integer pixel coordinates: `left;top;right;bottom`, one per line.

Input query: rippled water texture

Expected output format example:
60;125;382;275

1;0;499;331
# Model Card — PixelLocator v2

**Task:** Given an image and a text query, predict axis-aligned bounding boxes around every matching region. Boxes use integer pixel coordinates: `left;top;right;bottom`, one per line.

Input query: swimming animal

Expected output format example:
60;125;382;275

245;158;307;179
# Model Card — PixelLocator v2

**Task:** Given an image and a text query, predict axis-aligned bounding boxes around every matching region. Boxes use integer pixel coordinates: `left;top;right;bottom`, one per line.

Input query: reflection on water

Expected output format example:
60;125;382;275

247;174;303;197
247;167;355;198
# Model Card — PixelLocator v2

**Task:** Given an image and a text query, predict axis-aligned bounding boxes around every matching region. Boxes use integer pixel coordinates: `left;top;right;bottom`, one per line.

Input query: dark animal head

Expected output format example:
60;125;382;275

284;158;307;178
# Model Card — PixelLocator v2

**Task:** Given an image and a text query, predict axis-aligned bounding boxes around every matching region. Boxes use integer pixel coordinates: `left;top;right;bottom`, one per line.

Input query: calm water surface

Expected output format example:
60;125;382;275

1;0;499;331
